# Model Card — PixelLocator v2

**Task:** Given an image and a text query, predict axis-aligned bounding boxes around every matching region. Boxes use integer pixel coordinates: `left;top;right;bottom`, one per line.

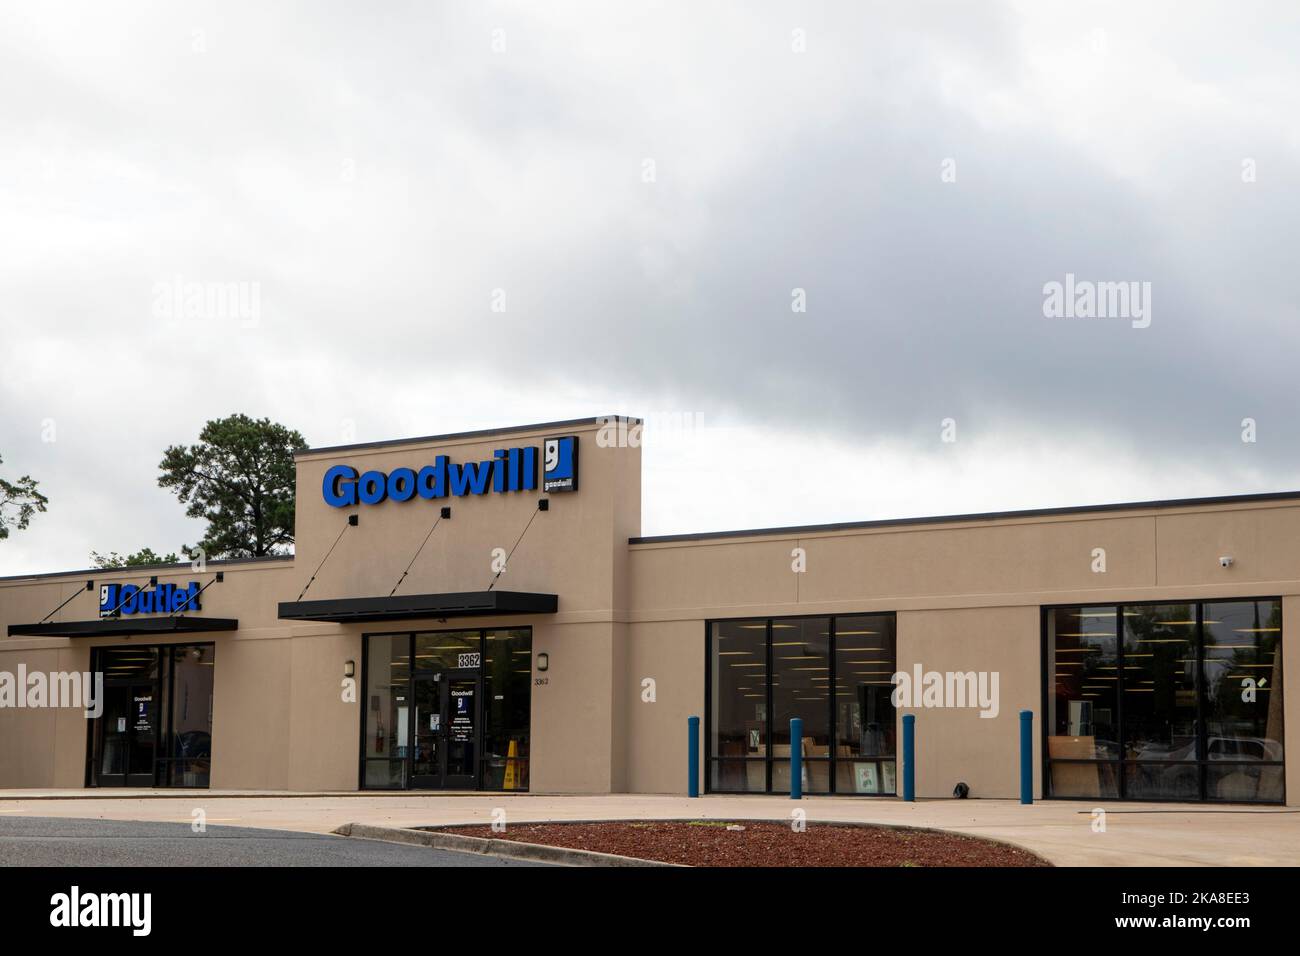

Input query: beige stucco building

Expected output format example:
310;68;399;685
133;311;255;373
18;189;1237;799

0;416;1292;804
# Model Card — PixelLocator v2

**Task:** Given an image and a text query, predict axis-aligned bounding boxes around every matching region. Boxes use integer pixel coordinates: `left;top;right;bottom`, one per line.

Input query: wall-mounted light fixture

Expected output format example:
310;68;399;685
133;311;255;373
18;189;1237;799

344;660;355;678
536;652;549;672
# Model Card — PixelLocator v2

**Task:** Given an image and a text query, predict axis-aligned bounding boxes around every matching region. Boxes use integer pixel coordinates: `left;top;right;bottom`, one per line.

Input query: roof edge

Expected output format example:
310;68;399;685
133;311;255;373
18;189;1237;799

0;553;295;585
296;415;641;459
628;490;1300;545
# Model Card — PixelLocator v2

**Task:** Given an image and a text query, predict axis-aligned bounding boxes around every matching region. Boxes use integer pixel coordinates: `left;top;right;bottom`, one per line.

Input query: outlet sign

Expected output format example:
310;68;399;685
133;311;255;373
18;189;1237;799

323;435;578;507
100;582;202;617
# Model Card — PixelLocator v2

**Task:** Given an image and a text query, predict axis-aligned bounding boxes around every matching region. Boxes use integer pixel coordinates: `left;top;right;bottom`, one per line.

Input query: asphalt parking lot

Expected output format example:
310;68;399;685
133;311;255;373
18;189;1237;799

0;817;546;867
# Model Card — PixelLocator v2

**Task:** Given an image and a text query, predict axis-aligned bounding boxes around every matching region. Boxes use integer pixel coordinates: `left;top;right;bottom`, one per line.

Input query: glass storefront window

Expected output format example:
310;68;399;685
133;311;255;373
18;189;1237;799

482;628;532;790
165;645;214;787
771;618;831;794
708;614;898;795
363;634;410;789
1203;600;1284;802
1123;605;1198;763
98;647;160;681
415;631;479;674
835;615;897;796
709;620;768;792
1047;606;1121;798
1045;600;1285;803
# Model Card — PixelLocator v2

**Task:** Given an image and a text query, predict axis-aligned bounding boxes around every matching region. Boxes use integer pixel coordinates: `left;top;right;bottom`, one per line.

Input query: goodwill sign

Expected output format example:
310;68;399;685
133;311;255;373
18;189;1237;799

323;435;578;507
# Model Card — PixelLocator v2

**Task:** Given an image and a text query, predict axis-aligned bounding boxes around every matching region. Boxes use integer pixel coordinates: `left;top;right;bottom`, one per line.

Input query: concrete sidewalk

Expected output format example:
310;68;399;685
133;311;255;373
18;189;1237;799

0;790;1296;866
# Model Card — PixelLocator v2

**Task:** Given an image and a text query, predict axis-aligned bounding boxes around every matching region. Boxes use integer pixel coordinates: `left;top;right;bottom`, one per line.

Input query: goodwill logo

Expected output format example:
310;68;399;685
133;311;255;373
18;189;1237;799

323;435;578;507
891;665;1000;718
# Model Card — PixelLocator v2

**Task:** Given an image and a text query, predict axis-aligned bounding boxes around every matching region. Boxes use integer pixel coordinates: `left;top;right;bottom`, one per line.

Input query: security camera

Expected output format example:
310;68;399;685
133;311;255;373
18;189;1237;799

1219;556;1234;568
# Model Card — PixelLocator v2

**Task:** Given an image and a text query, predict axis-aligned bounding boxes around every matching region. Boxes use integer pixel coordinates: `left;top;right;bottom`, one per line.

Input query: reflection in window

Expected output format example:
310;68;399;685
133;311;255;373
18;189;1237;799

1045;600;1285;803
1123;605;1198;764
364;634;410;789
1203;600;1284;802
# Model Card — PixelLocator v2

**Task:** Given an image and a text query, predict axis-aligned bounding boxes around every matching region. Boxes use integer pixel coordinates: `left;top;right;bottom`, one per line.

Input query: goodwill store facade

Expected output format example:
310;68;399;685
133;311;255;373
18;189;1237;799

0;416;1294;804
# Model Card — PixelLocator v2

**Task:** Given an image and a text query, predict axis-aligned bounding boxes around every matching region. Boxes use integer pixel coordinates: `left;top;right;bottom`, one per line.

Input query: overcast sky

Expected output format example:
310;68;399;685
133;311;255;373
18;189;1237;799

2;0;1298;575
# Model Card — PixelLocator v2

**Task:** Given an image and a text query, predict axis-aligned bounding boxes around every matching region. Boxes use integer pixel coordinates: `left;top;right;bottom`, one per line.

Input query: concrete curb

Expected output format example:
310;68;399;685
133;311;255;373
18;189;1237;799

333;822;682;867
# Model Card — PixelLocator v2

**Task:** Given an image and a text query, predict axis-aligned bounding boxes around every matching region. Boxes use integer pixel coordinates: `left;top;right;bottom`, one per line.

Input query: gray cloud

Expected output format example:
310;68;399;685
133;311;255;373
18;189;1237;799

2;1;1299;571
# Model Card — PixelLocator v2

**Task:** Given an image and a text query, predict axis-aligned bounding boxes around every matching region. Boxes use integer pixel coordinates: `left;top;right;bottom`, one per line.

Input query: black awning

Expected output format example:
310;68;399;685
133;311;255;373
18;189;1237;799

277;591;557;623
7;617;239;638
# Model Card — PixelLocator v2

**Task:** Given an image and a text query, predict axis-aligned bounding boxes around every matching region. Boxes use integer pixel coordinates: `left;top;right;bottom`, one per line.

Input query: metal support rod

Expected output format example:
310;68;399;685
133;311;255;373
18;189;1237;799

295;515;356;602
170;572;224;617
38;580;94;624
486;501;546;591
389;510;447;597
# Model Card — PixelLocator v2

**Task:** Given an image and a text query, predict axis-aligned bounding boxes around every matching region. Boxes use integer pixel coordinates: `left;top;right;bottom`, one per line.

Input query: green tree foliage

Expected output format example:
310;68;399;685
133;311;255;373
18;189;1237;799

0;454;47;540
158;414;305;559
90;548;181;569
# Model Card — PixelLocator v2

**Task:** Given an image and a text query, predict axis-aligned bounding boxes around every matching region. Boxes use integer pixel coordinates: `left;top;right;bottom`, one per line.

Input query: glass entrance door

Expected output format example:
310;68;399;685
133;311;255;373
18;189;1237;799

90;644;215;789
362;629;531;791
97;682;157;787
409;671;479;789
411;676;442;788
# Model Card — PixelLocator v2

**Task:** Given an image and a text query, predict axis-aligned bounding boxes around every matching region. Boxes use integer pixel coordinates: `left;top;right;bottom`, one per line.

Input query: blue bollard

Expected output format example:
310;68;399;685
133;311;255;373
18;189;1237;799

1020;710;1033;805
902;714;915;801
790;717;803;799
687;715;700;797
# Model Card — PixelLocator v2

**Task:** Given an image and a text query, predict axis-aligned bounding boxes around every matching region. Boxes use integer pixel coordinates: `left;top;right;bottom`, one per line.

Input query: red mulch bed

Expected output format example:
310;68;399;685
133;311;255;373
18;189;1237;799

441;820;1050;867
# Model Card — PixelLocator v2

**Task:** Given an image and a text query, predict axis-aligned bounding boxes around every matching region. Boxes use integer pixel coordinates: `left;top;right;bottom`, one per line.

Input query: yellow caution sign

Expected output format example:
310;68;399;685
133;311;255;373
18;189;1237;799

503;739;520;790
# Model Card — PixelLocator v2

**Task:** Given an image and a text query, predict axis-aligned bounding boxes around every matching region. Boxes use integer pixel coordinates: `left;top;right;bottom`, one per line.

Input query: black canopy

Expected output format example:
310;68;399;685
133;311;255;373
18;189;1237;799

277;591;557;623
